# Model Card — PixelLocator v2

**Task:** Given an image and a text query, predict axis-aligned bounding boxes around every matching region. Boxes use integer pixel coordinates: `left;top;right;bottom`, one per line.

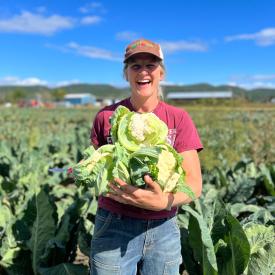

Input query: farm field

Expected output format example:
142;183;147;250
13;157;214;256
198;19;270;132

0;105;274;274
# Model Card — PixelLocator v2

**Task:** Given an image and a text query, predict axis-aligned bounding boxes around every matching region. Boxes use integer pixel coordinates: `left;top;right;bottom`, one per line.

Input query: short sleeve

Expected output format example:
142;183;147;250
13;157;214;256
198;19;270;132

174;111;203;153
90;111;104;147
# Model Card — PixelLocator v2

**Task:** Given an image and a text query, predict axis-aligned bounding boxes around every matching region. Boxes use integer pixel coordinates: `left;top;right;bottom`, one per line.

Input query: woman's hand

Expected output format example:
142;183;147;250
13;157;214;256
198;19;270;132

106;175;170;211
106;150;202;210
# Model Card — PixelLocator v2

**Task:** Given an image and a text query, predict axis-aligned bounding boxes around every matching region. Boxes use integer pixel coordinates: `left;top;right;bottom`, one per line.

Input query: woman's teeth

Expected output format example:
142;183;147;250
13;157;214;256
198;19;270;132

137;80;151;85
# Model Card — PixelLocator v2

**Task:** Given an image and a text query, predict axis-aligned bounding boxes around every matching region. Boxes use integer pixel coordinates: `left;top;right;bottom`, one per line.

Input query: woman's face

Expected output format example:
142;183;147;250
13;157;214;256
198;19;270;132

126;53;164;99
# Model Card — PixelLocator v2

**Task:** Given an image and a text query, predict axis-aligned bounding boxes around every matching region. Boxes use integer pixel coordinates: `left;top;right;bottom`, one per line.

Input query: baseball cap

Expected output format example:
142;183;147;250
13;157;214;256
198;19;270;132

124;39;163;63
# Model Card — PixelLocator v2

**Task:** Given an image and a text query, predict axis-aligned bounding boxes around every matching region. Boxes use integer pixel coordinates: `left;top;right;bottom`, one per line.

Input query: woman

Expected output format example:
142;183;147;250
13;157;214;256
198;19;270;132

90;38;203;275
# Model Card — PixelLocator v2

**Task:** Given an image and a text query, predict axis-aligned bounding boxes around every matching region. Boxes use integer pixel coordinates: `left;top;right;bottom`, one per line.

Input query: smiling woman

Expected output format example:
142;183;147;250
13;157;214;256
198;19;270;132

125;53;164;105
123;53;166;101
89;38;203;275
123;39;166;103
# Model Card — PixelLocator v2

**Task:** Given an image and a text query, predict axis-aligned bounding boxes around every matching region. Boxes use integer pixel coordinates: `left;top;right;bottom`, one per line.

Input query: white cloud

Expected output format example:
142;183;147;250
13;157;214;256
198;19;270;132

229;81;275;89
80;15;101;25
0;76;84;87
230;74;275;82
228;74;275;89
0;76;48;86
0;11;74;35
116;35;208;52
79;2;105;14
53;79;81;87
225;27;275;46
116;31;140;41
67;42;121;61
249;74;275;81
161;80;184;86
159;40;208;53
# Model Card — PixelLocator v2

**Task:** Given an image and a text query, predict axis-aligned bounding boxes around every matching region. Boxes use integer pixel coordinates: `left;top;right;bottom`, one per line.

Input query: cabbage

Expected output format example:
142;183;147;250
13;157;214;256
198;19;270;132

73;144;114;195
129;144;194;198
73;105;194;199
115;106;168;151
110;105;130;143
73;144;130;195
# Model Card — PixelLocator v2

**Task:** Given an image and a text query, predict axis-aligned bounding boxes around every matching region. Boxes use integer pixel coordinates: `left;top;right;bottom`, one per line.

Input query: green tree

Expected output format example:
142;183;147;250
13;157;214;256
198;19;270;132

51;88;66;101
5;89;27;103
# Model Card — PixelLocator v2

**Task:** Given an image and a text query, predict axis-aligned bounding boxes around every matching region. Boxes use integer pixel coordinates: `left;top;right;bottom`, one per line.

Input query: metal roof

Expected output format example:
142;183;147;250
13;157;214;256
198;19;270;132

166;91;233;99
64;93;95;99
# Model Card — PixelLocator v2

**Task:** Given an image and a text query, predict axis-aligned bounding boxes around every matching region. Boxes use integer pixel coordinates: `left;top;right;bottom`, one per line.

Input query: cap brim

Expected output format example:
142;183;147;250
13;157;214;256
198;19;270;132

124;50;162;63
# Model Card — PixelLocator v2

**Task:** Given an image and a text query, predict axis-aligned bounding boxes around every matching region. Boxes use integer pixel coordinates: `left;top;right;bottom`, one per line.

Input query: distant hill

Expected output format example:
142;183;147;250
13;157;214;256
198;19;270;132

0;85;50;94
58;84;131;99
0;83;275;102
162;83;246;96
0;84;130;102
162;83;274;102
244;88;275;102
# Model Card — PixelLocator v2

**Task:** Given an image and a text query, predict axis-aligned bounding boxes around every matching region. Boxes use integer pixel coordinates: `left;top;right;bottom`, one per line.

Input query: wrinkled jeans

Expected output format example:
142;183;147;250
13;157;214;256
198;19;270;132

90;208;182;275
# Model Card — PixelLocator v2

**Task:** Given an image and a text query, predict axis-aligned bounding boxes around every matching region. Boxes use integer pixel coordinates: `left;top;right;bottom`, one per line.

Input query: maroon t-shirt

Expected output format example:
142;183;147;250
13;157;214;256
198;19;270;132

90;98;203;219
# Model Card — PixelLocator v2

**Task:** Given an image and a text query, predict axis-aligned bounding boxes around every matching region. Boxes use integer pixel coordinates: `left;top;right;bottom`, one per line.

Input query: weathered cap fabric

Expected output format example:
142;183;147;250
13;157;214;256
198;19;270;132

124;39;163;63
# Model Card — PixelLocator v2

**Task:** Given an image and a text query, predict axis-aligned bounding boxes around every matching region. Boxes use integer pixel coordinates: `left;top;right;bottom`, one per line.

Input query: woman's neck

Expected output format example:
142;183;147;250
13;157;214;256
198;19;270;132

130;96;159;113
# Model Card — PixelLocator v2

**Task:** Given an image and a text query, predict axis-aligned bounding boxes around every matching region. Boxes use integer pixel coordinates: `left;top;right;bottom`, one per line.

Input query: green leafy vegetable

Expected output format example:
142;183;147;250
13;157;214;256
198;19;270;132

129;144;193;196
116;107;168;151
73;106;193;198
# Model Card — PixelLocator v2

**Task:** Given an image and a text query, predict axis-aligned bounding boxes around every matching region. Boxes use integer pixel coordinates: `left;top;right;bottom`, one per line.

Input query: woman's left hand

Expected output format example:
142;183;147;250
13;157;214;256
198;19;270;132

106;175;169;211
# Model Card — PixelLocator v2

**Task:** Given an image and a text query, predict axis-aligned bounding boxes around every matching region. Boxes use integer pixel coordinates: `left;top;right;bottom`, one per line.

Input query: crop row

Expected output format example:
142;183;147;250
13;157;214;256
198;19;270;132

0;107;274;274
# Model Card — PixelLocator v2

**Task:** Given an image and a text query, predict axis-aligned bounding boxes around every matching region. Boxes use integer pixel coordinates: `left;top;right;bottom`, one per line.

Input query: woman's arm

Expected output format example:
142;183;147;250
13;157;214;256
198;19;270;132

169;149;202;207
106;149;202;211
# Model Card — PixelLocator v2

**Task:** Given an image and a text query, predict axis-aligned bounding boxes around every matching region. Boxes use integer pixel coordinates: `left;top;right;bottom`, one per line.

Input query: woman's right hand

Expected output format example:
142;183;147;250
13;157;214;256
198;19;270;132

106;175;170;211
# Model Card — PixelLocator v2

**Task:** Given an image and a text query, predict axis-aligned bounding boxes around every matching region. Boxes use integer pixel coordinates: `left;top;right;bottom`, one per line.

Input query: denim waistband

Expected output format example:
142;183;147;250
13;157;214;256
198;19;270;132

97;207;176;223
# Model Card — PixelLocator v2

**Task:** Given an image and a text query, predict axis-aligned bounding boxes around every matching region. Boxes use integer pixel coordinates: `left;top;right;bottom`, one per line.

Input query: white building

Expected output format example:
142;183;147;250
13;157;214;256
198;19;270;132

166;91;233;100
64;93;96;105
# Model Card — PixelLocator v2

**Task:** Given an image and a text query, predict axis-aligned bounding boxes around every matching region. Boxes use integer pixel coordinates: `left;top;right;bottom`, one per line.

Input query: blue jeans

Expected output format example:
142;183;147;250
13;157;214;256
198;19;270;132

90;208;182;275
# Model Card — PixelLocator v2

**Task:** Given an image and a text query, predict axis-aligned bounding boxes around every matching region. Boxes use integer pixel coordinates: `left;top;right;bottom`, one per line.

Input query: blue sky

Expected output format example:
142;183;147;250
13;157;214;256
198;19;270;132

0;0;275;89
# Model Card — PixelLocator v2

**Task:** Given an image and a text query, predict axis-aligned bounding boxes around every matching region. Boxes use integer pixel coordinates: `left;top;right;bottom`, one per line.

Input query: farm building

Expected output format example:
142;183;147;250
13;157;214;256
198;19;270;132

166;91;233;100
64;93;96;105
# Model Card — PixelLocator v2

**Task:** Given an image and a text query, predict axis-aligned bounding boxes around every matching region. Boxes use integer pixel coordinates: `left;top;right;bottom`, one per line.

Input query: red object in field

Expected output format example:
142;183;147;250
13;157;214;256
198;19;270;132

67;167;73;174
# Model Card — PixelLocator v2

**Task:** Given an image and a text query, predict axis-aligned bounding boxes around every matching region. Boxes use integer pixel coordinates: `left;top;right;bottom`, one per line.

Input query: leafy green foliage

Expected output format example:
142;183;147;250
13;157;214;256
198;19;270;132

243;224;275;274
27;189;56;274
39;263;88;275
73;106;192;197
0;106;274;274
181;204;218;274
